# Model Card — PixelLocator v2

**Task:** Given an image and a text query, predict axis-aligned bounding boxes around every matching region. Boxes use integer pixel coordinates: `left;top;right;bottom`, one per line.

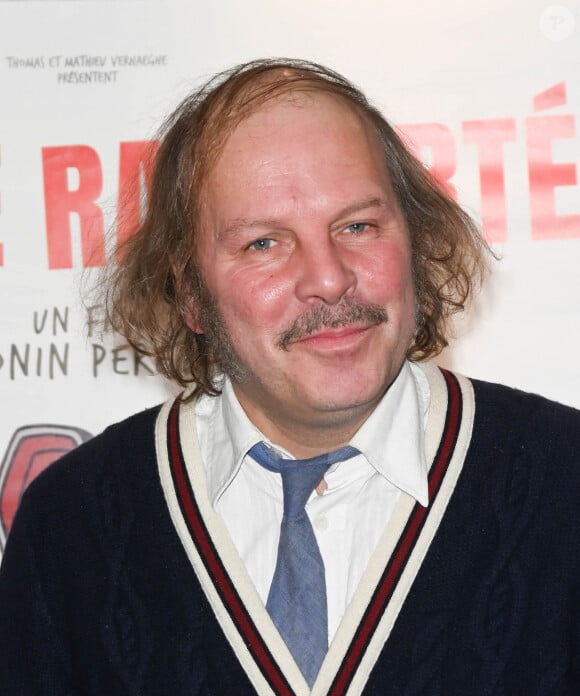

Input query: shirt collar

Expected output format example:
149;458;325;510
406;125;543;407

200;377;266;506
349;361;429;506
198;360;429;508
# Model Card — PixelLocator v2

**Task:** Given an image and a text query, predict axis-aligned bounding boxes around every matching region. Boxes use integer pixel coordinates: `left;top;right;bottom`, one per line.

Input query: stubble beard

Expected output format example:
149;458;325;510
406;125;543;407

195;281;249;384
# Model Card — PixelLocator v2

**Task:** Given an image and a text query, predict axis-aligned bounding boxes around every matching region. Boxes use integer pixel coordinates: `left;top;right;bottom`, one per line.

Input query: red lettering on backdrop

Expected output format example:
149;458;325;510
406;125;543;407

533;82;567;112
526;114;580;240
399;123;457;198
42;145;105;268
116;140;158;259
462;119;517;243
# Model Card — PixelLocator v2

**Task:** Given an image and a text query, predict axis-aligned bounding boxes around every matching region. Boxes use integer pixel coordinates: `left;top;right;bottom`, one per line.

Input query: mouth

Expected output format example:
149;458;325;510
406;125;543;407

289;323;377;351
278;302;388;351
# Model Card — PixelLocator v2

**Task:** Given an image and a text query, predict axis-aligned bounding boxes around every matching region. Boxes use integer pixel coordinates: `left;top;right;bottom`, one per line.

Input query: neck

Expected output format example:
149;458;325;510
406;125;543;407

232;386;379;459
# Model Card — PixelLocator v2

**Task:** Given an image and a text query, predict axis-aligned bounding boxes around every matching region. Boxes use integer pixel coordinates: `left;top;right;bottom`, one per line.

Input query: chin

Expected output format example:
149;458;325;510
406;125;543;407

299;381;386;417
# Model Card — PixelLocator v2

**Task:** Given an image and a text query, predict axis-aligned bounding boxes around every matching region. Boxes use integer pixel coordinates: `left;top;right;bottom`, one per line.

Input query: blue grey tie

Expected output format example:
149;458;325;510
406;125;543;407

248;442;359;686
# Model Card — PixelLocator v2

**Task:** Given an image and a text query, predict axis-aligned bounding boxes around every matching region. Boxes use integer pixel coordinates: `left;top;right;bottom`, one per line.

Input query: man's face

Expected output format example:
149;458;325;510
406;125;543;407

193;92;416;447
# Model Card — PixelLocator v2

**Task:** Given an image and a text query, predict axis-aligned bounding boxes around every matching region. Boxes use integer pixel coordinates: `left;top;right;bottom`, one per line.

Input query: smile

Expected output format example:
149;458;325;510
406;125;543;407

291;323;376;351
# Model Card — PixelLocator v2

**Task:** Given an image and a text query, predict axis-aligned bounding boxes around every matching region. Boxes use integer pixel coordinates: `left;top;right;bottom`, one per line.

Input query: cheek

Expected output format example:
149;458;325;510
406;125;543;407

231;266;294;309
217;268;294;335
360;242;414;301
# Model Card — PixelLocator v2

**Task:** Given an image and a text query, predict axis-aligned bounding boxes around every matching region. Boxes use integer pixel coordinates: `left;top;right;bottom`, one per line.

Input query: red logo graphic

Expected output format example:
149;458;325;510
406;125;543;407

0;425;92;550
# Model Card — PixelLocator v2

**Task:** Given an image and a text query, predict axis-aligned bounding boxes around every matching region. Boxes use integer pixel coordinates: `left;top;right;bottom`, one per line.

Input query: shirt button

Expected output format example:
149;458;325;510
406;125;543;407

313;514;329;532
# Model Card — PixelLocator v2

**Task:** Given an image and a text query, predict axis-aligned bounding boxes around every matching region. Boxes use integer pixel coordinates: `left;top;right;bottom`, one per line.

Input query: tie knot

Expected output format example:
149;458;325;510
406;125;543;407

279;460;331;517
248;442;360;517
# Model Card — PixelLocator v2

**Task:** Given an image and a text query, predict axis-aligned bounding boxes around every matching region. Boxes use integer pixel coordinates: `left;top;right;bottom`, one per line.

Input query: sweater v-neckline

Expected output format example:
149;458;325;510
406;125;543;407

155;364;475;695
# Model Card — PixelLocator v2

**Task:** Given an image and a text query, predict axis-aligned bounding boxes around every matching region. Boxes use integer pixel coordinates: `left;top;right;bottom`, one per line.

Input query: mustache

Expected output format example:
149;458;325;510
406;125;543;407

278;301;388;350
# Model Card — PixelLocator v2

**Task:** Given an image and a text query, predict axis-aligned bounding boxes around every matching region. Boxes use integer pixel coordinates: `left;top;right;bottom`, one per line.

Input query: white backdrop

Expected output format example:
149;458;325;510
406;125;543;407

0;0;579;551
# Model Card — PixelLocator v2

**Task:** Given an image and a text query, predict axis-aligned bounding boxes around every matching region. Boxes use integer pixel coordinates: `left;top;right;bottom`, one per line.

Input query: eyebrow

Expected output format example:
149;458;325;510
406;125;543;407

331;197;388;222
219;217;284;240
218;196;390;239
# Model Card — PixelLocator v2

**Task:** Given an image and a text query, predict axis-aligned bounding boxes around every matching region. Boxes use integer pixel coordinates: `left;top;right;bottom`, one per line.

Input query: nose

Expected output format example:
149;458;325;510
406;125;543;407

294;235;357;305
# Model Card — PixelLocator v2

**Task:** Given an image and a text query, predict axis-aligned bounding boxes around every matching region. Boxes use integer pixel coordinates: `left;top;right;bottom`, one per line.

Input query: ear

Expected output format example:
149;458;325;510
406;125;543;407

170;253;205;335
184;300;204;334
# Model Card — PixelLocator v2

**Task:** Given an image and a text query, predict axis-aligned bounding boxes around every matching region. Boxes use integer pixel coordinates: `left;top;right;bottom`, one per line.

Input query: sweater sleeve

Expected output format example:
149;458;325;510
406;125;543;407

0;493;74;695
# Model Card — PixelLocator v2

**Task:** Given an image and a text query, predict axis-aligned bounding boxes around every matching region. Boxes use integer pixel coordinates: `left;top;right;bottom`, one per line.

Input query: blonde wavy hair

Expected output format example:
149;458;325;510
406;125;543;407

103;58;490;397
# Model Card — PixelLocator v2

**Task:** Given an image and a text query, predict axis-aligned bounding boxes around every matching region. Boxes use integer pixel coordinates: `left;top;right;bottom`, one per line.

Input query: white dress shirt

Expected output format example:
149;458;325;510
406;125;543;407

195;360;430;642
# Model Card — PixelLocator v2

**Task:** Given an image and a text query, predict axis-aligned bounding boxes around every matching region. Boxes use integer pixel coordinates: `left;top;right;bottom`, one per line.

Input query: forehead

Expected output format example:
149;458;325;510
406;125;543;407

218;91;380;163
200;91;393;220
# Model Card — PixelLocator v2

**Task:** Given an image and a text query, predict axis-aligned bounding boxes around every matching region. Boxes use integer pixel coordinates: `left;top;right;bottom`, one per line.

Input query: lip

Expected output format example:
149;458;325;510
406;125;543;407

292;324;374;350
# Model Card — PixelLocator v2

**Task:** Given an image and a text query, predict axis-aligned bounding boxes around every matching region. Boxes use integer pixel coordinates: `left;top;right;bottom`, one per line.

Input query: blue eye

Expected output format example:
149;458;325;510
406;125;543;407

249;238;275;251
346;222;368;234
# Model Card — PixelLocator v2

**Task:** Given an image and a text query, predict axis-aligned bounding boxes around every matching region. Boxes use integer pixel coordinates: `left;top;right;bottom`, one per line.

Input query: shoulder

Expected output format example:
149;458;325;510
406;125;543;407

469;376;580;446
14;403;164;528
453;373;580;500
429;371;580;555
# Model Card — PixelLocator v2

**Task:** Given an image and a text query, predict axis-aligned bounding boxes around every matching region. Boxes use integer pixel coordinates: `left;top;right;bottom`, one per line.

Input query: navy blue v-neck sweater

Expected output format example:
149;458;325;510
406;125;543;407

1;373;580;695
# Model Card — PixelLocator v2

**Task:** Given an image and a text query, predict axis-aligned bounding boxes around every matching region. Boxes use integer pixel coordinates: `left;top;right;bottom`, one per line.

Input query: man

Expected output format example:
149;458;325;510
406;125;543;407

1;59;579;695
